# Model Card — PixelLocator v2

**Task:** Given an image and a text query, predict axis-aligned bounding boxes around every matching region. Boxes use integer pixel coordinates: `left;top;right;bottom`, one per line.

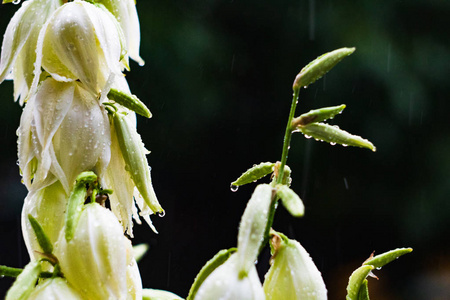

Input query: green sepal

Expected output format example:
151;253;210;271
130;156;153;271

231;162;275;187
346;265;374;300
186;248;237;300
132;243;149;263
107;88;151;118
28;214;53;255
5;261;41;300
65;171;98;241
357;279;370;300
363;248;413;269
293;47;355;90
142;288;184;300
298;122;376;151
275;185;304;217
0;265;23;278
292;104;346;127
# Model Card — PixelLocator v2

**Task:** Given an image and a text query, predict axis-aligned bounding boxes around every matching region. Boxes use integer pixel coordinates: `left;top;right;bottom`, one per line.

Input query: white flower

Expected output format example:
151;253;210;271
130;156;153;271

18;77;111;193
263;231;327;300
94;0;145;66
55;203;136;300
194;254;265;300
32;0;126;96
21;181;67;261
28;278;84;300
0;0;62;104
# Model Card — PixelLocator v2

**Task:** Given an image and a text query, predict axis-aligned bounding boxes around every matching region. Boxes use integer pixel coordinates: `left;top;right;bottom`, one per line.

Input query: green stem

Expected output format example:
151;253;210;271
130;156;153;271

0;265;23;278
259;88;300;254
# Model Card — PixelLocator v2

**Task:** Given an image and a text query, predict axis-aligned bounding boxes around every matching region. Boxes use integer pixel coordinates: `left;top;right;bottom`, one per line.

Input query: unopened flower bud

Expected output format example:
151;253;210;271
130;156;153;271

263;231;327;300
55;203;134;300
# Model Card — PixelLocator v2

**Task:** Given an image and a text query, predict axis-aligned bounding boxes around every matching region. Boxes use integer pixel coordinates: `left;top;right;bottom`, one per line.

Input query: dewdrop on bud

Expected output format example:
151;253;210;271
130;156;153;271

263;231;327;300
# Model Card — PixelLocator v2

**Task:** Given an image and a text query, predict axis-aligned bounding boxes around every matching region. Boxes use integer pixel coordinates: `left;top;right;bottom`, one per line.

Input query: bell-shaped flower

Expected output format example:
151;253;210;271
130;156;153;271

127;258;143;300
194;254;265;300
93;0;145;66
17;77;111;194
28;278;84;300
263;231;327;300
55;203;138;300
0;0;62;104
193;184;273;300
32;0;126;96
21;181;67;261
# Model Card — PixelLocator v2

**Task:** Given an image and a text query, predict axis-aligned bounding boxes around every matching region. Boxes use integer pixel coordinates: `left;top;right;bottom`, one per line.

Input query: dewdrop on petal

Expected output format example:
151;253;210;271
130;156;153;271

32;0;125;96
263;231;327;300
55;203;132;300
0;0;61;104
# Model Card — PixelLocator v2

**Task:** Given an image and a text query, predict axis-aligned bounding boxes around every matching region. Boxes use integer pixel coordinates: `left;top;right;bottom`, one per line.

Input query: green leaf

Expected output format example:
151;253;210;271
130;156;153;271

298;122;376;151
231;162;275;187
346;265;374;300
357;279;370;300
292;104;346;127
293;47;355;90
275;185;304;217
132;243;149;263
107;88;151;118
28;214;53;255
142;288;184;300
65;172;98;241
363;248;413;269
186;248;237;300
5;261;41;300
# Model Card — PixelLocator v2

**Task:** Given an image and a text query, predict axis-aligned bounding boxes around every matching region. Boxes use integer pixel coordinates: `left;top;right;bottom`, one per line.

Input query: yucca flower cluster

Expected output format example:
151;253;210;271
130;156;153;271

0;0;164;298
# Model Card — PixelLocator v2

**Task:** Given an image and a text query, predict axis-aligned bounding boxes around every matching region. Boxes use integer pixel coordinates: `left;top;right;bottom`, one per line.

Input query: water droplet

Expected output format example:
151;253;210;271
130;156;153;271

230;184;239;192
12;0;21;4
16;160;20;166
376;267;382;270
303;86;308;89
304;134;312;139
157;211;165;218
330;142;336;145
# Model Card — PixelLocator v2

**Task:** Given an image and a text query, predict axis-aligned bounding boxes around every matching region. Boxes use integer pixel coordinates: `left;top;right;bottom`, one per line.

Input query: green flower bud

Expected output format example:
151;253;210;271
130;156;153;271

28;278;84;300
55;203;136;300
194;254;265;300
0;0;62;104
18;78;111;193
32;0;125;96
263;231;327;300
21;181;67;261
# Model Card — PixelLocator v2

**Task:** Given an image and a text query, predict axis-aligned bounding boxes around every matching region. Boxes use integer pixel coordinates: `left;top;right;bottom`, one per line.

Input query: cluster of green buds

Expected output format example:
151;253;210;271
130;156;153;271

0;0;172;298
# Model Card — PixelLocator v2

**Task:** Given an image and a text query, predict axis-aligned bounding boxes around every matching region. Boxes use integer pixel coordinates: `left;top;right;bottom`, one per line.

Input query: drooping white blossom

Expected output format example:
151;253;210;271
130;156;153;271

0;0;62;104
18;77;111;193
28;278;84;300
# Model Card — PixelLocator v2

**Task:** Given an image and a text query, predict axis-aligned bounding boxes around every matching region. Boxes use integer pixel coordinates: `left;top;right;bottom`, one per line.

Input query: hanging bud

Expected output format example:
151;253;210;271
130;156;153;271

55;203;134;300
32;0;125;96
193;254;265;300
0;0;62;104
21;181;67;261
27;278;84;300
112;110;163;215
297;122;376;151
17;78;111;193
293;47;355;91
93;0;145;66
263;231;327;300
291;105;346;127
237;184;273;273
275;185;304;217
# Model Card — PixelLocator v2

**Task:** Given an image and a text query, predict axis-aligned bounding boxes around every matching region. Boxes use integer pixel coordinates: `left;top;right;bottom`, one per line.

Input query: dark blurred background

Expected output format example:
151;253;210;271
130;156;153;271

1;0;450;299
